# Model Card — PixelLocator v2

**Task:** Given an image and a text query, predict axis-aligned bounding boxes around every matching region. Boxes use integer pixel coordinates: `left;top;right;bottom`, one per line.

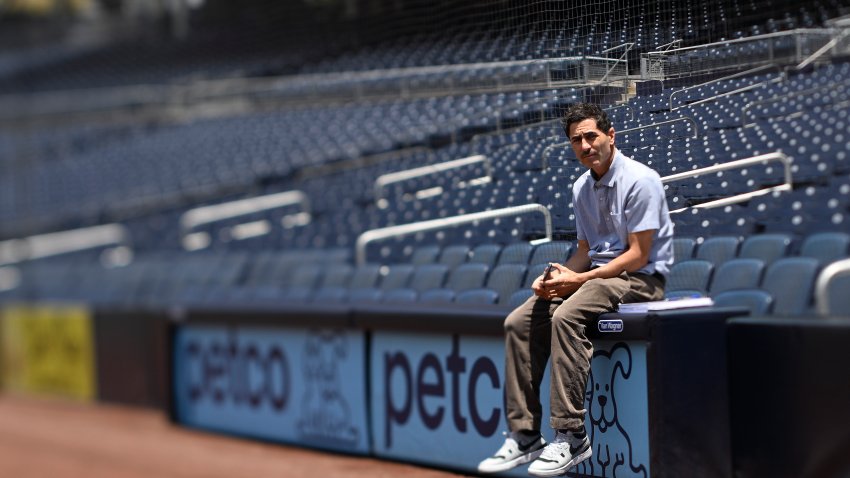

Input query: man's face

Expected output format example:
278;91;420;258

568;118;616;177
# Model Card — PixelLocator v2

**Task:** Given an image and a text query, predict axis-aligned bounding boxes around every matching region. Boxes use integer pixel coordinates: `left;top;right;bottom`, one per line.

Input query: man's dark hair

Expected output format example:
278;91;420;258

561;103;612;135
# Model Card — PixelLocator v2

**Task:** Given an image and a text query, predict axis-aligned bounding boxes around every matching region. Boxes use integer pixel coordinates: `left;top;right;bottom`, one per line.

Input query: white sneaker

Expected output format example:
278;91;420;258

527;430;591;477
477;430;547;474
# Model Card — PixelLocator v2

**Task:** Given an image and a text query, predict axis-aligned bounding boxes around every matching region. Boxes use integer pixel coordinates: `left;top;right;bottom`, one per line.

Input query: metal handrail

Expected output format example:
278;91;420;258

661;152;792;212
815;257;850;315
180;190;310;232
541;117;699;170
796;28;850;70
355;203;552;265
541;141;570;170
669;64;784;111
0;224;130;266
599;43;633;84
373;154;492;203
643;28;831;57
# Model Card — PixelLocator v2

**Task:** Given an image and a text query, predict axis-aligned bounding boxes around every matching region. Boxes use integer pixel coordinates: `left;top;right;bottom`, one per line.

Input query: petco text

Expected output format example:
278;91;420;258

383;335;500;447
183;335;291;411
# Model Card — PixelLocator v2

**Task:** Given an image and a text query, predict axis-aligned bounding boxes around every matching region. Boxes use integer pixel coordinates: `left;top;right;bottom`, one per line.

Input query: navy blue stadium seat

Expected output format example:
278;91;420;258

760;257;820;316
529;240;573;266
446;263;490;292
379;264;415;290
456;288;499;304
497;243;534;265
484;264;527;305
410;245;441;265
382;288;418;304
672;237;696;263
712;289;774;316
666;259;714;297
799;232;850;264
710;258;766;295
419;288;456;304
508;288;535;308
469;244;502;266
438;245;471;268
696;236;741;266
738;233;794;264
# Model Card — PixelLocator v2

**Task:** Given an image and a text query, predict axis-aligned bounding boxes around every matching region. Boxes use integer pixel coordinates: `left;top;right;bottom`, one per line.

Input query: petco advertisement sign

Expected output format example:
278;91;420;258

172;325;369;454
372;332;650;477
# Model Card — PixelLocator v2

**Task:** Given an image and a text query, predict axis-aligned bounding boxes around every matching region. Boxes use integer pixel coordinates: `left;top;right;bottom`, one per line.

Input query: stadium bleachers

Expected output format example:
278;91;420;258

1;2;850;332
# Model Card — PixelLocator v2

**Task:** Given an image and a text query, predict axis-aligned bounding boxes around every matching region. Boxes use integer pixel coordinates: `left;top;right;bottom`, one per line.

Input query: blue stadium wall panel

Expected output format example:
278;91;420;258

170;320;370;455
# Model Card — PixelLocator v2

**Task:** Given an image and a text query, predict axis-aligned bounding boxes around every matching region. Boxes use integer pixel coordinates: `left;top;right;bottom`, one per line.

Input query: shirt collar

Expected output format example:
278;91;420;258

593;149;623;188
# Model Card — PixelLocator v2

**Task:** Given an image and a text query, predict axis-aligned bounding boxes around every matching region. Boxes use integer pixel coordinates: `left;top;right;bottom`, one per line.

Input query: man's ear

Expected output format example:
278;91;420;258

608;127;615;144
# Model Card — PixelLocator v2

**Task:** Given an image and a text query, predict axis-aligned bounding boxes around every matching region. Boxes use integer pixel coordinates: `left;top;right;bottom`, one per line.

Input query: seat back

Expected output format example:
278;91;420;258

673;237;697;262
761;257;820;316
446;263;490;292
710;258;766;295
469;244;502;266
738;233;793;264
800;232;850;264
666;259;714;294
486;264;527;305
438;245;471;268
529;241;574;266
712;289;774;315
456;289;499;304
409;264;449;293
410;245;441;265
497;243;534;265
379;264;415;290
696;236;741;266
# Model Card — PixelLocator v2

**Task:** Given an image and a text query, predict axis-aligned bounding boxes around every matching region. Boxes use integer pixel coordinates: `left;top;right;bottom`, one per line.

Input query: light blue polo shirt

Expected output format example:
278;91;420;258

572;149;674;277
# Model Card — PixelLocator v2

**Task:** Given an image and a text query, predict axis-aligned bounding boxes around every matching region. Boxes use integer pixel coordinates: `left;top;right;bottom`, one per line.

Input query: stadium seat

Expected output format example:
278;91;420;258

438;244;471;268
382;288;418;304
469;244;502;266
419;288;456;304
446;263;490;292
410;245;442;265
456;288;499;304
408;264;449;292
379;264;415;290
497;243;534;265
712;289;774;316
799;232;850;264
738;233;794;264
695;236;741;266
760;257;820;316
672;237;696;263
507;288;535;308
709;258;766;295
665;259;714;296
529;240;573;266
485;264;527;305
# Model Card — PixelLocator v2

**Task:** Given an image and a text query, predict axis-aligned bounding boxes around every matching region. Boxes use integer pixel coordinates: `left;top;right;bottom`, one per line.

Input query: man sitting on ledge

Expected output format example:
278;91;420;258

478;102;674;477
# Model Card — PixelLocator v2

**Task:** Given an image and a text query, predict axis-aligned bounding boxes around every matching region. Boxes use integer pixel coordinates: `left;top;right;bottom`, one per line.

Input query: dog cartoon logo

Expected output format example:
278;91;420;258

297;329;359;448
574;342;647;478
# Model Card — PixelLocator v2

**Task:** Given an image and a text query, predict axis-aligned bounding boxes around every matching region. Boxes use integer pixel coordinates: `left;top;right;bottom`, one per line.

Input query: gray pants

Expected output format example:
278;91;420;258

503;271;664;432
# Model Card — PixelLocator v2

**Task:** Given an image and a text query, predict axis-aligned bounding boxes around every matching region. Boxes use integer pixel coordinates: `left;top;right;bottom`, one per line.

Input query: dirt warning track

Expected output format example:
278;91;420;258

0;396;472;478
